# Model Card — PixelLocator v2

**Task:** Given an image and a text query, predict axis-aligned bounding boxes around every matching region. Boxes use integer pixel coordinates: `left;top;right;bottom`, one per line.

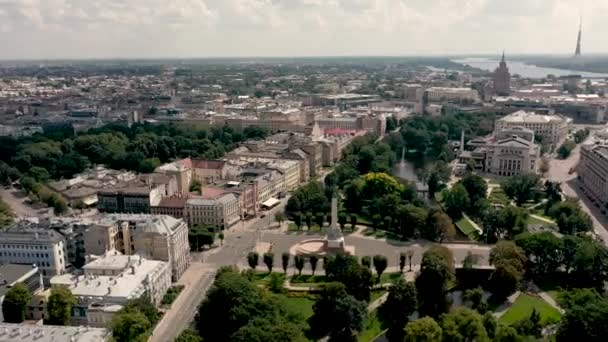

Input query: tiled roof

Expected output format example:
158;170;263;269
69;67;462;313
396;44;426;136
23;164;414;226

191;159;226;170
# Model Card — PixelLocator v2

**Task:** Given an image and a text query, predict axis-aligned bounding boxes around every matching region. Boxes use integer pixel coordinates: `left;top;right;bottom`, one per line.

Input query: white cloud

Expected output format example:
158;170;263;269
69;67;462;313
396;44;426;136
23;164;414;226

0;0;605;58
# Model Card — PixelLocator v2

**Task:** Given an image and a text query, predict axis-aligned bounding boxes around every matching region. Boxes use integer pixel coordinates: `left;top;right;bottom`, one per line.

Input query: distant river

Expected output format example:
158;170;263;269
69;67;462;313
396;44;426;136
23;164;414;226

453;57;608;79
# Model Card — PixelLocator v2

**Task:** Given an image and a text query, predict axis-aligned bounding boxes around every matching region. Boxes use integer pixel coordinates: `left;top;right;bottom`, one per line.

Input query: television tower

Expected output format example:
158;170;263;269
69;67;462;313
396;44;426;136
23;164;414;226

574;17;582;57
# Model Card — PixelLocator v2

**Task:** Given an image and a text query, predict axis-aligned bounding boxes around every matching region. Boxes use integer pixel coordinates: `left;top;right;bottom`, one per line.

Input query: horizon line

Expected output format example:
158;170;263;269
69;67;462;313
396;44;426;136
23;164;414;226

2;52;608;63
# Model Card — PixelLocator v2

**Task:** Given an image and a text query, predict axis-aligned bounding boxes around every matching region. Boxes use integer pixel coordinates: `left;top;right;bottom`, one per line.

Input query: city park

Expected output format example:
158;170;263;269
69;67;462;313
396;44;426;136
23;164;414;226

185;126;607;342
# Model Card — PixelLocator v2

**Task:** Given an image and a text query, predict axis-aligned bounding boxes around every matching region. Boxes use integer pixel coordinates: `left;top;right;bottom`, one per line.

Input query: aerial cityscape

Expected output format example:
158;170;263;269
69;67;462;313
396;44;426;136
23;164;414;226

1;1;608;342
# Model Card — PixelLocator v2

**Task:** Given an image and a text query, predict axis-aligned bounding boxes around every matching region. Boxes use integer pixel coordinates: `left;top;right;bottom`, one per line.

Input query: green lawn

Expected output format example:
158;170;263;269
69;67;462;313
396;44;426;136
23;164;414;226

284;295;316;321
358;311;386;342
488;188;510;206
249;272;274;286
379;272;402;284
499;294;562;326
290;275;327;283
370;290;387;302
456;216;480;240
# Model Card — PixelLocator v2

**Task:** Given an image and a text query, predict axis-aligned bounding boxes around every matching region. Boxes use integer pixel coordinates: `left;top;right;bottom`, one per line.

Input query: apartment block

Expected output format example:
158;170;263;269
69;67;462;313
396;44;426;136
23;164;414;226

0;227;67;279
185;193;241;229
97;173;177;214
578;144;608;208
50;252;171;326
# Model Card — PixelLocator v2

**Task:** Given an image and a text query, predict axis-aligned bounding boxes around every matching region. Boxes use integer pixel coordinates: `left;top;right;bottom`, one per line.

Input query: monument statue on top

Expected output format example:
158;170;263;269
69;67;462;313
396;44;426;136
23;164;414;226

290;191;355;256
326;192;345;250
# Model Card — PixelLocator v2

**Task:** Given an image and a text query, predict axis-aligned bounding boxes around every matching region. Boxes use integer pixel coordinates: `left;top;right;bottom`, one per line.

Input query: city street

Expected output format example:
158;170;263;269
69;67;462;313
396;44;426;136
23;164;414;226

150;191;494;341
546;137;608;242
149;197;290;342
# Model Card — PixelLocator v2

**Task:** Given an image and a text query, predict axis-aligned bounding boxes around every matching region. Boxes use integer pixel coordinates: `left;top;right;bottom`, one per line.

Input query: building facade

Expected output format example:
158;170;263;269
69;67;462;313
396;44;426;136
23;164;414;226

425;87;480;103
93;214;190;281
50;252;171;326
0;228;67;279
97;173;177;214
494;110;570;146
185;193;241;229
460;131;540;177
493;53;511;96
578;144;608;208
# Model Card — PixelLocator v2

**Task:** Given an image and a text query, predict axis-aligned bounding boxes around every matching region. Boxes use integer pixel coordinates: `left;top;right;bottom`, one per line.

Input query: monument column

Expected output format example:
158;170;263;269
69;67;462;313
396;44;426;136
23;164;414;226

331;193;338;231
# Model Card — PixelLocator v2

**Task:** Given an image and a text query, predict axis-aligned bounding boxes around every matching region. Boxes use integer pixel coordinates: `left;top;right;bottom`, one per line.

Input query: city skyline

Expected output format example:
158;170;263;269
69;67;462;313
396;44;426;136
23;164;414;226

0;0;604;59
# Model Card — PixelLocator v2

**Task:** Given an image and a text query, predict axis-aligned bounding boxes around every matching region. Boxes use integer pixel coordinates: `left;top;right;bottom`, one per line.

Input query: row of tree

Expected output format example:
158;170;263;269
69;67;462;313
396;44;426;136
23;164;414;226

0;197;13;228
0;122;270;184
2;284;75;325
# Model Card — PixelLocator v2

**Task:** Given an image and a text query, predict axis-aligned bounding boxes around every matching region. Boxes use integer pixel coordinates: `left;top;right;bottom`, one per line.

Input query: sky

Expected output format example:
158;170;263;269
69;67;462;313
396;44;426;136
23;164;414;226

0;0;606;59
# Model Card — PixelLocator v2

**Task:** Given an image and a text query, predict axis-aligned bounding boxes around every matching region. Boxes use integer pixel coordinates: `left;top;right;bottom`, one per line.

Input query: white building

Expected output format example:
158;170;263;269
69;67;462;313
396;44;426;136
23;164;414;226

460;128;541;176
50;252;171;327
0;228;67;279
494;110;571;146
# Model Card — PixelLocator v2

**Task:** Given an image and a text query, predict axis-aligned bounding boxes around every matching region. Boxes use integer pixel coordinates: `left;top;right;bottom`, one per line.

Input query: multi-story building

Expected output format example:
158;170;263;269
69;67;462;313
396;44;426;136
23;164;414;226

227;141;312;183
493;53;511;96
84;221;123;256
131;215;190;281
359;115;387;136
425;87;480;103
155;158;193;194
151;196;188;218
97;173;177;213
459;128;540;177
185;193;241;229
494;110;571;146
578;144;608;208
85;214;190;281
0;227;67;279
50;252;171;326
191;159;227;184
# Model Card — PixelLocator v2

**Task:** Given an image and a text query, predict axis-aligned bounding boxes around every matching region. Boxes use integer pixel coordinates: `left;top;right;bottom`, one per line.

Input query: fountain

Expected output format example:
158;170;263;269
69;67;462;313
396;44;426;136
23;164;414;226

393;147;417;181
291;193;355;256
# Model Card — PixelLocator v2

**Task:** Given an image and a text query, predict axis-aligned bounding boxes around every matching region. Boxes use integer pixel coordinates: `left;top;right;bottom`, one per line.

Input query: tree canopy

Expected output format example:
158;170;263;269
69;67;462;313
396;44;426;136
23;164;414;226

197;268;306;342
46;286;76;325
416;245;455;318
308;282;367;341
1;283;31;323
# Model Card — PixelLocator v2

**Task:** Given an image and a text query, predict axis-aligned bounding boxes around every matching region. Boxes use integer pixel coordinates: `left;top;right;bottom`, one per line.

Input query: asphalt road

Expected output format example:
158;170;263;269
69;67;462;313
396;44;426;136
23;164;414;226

546;137;608;243
149;199;289;342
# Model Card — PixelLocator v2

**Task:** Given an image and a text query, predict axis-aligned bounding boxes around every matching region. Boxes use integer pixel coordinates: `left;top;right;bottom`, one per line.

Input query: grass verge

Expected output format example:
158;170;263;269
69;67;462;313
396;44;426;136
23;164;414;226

499;293;562;326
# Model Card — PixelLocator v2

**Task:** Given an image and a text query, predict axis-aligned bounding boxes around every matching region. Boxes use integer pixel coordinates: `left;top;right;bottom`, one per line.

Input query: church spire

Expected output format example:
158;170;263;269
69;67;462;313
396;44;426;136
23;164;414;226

501;50;505;63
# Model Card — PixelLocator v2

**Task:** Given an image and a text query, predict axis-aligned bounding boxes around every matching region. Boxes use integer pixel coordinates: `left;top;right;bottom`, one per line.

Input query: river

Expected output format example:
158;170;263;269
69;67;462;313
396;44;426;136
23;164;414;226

453;57;608;79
